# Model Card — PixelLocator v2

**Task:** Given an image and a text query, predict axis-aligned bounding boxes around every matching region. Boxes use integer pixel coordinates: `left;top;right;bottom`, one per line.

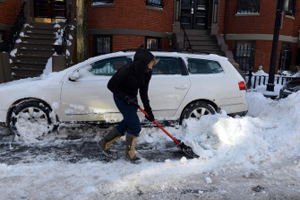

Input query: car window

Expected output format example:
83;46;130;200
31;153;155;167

90;56;133;75
152;57;184;75
187;58;224;74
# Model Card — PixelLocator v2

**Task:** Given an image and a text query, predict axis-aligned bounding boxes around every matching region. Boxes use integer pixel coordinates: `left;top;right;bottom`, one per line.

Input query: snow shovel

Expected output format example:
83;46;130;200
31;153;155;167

138;107;199;158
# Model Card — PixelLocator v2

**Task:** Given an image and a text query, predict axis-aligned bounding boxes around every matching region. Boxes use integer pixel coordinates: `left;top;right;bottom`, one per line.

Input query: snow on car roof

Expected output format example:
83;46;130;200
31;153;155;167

87;50;228;62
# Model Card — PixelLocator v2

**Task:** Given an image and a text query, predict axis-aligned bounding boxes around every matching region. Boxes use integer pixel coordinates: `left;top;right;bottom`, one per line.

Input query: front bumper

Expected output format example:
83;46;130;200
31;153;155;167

0;108;8;125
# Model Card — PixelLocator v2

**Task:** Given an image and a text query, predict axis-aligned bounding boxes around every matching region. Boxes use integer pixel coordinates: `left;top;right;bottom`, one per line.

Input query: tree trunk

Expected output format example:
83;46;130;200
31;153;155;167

76;0;89;62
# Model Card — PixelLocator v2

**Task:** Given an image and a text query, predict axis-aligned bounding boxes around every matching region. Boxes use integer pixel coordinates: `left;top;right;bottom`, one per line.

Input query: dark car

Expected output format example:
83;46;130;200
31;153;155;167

279;79;300;98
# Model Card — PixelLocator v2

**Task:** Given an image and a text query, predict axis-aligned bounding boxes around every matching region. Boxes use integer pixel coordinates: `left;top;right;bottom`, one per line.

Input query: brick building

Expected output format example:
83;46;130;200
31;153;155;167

0;0;299;80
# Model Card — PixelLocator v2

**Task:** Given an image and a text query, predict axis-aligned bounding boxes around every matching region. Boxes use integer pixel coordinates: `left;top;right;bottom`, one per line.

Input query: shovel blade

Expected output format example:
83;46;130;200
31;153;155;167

174;138;199;158
180;142;200;158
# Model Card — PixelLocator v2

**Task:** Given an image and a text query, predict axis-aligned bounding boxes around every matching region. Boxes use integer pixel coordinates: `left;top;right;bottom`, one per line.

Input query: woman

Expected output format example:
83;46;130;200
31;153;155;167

99;48;158;164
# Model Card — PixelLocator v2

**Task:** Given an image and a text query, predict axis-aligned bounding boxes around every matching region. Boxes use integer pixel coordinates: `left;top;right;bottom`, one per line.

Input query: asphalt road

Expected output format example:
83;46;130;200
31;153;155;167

0;125;186;165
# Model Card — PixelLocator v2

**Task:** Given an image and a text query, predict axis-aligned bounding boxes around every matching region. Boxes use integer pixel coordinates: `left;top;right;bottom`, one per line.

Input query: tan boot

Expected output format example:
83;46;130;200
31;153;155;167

99;127;121;157
125;134;141;164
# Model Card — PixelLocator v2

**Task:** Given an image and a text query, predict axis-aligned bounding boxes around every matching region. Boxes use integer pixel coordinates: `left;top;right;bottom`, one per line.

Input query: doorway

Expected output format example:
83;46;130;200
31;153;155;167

34;0;66;21
180;0;210;30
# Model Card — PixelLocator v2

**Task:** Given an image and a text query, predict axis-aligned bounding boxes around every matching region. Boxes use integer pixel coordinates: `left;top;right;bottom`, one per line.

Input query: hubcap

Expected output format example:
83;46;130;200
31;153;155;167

18;107;48;125
189;107;212;119
14;107;49;140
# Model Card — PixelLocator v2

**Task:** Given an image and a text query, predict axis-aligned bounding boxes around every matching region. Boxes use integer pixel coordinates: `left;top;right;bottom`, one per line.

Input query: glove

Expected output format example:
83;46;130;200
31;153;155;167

125;96;138;106
144;107;155;122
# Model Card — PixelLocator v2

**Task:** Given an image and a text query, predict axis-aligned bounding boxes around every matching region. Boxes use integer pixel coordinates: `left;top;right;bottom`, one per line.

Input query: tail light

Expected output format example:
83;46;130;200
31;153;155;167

238;81;246;91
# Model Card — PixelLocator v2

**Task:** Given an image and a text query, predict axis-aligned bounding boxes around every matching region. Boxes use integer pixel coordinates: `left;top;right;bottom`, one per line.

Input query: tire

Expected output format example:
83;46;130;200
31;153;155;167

10;100;55;140
181;101;216;121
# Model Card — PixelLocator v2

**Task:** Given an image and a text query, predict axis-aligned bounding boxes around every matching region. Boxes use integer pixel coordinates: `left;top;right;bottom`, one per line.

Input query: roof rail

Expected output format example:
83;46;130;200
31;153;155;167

120;48;210;55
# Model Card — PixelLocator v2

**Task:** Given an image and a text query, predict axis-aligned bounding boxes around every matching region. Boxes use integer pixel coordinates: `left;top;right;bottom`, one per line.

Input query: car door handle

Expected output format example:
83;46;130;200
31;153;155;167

175;85;188;90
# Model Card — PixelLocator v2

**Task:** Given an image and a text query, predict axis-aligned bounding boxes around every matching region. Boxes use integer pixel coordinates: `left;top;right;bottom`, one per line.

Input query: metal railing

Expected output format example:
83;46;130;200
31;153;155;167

4;1;26;52
245;72;300;89
179;18;192;52
61;3;72;66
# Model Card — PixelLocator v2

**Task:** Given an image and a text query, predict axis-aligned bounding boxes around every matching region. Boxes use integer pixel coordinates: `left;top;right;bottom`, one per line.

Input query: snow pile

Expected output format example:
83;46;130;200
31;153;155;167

1;92;300;199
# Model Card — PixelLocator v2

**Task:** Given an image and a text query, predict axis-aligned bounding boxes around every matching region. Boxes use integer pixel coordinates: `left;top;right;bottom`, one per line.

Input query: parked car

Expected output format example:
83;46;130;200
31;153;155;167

279;79;300;98
0;51;248;139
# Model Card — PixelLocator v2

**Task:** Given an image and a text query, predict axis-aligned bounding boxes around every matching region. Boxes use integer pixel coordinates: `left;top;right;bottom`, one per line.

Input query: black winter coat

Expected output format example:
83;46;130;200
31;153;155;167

107;49;154;109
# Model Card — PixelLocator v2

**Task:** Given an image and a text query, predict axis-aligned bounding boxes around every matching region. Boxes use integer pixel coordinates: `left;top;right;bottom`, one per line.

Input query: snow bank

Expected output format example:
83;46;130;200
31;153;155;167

1;92;300;199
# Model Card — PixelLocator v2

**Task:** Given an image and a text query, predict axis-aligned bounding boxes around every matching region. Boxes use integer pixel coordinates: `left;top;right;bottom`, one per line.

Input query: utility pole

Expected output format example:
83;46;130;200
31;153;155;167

265;0;288;98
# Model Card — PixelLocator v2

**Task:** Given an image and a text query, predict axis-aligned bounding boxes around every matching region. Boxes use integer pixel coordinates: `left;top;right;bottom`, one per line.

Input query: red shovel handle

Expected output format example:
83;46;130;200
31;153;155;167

139;107;181;146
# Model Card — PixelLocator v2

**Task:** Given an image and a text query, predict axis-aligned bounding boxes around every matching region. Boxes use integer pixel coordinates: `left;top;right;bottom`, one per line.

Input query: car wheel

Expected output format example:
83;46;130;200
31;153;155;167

10;100;55;140
181;101;216;121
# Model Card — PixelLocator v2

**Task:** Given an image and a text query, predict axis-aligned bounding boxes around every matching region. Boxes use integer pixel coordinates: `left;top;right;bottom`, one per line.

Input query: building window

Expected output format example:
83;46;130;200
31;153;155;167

146;37;161;50
92;0;113;3
236;0;260;14
0;30;5;52
0;31;5;42
286;0;295;16
279;43;292;72
146;0;163;7
234;41;255;72
94;35;112;56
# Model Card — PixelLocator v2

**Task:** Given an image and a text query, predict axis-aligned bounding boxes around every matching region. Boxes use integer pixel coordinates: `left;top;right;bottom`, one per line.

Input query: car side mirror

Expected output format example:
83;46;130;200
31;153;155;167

69;71;79;81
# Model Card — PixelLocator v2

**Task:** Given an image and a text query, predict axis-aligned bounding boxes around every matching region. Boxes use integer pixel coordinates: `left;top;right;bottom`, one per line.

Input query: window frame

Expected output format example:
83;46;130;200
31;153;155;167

92;0;113;3
279;43;292;71
286;0;295;16
94;35;112;56
91;0;114;7
145;36;161;50
145;0;164;8
234;41;256;73
0;30;5;42
236;0;260;14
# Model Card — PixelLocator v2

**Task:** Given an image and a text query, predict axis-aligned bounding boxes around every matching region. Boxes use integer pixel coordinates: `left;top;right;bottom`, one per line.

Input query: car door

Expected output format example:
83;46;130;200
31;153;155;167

60;56;133;122
146;56;191;118
181;57;244;114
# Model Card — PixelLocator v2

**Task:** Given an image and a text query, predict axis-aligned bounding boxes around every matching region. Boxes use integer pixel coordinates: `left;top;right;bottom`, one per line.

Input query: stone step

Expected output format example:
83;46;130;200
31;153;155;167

14;55;50;63
17;47;55;56
19;42;54;49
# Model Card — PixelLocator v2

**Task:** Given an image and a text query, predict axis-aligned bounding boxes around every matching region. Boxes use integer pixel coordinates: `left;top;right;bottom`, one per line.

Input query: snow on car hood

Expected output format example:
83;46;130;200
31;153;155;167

0;72;63;91
0;72;66;109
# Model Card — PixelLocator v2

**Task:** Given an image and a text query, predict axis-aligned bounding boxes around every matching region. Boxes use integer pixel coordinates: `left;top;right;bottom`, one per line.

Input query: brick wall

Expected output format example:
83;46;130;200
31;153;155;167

218;0;226;35
88;0;173;32
221;0;300;73
88;0;174;57
0;0;22;25
225;0;276;34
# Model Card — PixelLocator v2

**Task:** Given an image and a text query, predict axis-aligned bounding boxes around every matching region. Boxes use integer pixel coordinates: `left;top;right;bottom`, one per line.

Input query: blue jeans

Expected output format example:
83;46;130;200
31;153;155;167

114;94;141;137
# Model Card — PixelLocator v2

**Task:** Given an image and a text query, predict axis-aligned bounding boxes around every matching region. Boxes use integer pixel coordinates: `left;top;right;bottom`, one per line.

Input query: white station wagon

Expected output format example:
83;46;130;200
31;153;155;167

0;51;248;139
